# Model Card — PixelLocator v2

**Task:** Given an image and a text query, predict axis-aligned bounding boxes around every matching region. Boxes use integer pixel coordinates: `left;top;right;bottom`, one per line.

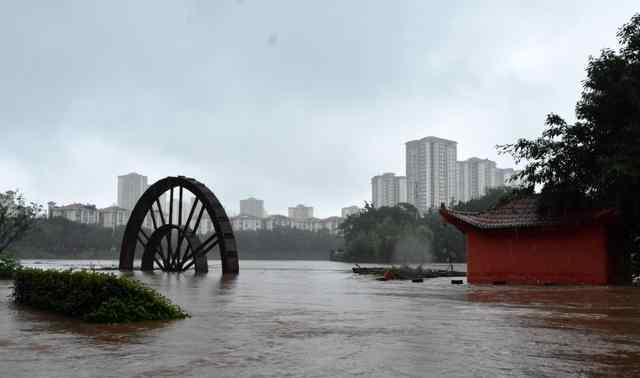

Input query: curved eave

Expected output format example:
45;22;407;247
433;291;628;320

439;208;619;233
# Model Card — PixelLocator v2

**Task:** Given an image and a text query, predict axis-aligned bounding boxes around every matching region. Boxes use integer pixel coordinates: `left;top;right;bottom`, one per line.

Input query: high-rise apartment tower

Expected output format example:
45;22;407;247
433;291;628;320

371;173;407;208
405;136;457;212
117;172;148;211
240;197;265;218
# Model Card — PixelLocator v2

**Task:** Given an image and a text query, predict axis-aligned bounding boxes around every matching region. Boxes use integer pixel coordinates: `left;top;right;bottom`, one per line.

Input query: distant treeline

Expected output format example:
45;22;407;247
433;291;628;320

9;218;125;259
8;217;343;260
234;229;342;260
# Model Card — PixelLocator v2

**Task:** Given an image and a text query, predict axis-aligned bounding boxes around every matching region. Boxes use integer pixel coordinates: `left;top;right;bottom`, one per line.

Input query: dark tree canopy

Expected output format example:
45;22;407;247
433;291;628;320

339;202;436;263
454;187;519;212
499;14;640;274
0;191;41;255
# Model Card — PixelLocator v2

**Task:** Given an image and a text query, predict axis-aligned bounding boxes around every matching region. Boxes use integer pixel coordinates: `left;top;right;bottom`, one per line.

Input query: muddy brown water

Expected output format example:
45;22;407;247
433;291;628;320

1;260;640;377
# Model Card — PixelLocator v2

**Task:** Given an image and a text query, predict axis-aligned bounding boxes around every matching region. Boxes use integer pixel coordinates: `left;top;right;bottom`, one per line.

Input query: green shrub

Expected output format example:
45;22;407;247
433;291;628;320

0;255;20;279
13;269;189;323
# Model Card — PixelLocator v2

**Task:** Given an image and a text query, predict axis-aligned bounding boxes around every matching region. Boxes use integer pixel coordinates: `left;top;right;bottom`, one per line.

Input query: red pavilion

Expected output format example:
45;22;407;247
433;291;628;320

440;196;629;285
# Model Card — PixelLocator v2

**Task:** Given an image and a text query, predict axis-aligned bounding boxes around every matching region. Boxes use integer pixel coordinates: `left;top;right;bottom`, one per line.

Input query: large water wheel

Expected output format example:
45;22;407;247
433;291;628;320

119;176;238;274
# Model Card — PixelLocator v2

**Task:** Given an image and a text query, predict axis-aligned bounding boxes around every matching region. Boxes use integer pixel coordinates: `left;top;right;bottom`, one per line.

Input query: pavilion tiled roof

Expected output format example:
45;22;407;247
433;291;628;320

440;196;617;230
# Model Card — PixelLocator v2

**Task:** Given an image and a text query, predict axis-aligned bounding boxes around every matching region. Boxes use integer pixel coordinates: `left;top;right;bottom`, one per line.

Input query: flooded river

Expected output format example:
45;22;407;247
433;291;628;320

1;260;640;377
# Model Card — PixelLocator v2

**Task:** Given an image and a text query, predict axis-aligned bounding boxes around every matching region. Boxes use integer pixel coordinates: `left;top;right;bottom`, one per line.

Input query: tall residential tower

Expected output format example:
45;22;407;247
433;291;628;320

117;172;148;211
405;136;457;212
371;173;407;208
456;157;498;203
240;197;265;218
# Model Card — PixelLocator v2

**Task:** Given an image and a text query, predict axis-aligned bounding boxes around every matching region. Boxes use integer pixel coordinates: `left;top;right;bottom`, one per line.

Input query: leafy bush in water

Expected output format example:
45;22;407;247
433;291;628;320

0;255;20;279
13;269;189;323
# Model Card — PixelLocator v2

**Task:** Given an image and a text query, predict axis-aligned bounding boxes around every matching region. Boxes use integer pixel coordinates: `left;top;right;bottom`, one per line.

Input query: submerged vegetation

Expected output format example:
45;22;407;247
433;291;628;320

13;269;189;323
0;254;20;279
0;190;40;261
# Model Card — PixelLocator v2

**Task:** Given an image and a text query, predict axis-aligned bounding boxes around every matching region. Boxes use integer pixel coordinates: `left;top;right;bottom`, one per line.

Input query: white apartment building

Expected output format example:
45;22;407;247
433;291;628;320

231;215;263;231
48;202;99;225
117;173;148;211
290;217;316;232
263;215;292;230
98;206;130;229
242;214;344;235
457;158;498;202
371;173;407;208
240;197;264;218
406;136;458;211
288;204;314;220
495;168;523;187
457;159;523;203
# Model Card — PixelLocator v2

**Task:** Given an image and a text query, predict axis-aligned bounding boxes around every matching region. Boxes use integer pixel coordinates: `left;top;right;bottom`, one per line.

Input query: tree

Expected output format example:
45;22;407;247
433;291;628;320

340;202;442;263
0;191;41;255
499;14;640;274
454;186;518;212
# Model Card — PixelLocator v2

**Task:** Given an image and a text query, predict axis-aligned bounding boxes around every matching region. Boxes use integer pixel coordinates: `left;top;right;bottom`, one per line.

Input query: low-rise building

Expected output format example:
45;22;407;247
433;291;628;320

98;206;130;229
371;173;407;208
231;215;263;231
240;197;265;218
48;202;99;225
238;214;344;235
263;215;291;230
288;204;314;220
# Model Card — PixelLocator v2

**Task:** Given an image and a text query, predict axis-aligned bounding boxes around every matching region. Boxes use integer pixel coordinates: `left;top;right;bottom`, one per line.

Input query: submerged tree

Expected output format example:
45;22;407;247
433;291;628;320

0;191;41;255
339;202;432;263
499;14;640;274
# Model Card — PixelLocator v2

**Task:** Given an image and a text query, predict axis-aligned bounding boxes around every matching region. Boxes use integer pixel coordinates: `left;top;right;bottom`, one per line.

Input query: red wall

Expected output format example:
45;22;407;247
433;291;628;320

467;224;610;285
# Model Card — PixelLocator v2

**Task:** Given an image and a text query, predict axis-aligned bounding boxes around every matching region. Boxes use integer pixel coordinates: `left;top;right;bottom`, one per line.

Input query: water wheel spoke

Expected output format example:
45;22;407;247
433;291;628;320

178;186;183;228
183;233;217;262
154;256;166;270
176;196;198;260
191;205;206;236
148;205;159;230
139;228;150;242
176;243;191;270
183;236;219;271
155;199;167;226
167;188;175;267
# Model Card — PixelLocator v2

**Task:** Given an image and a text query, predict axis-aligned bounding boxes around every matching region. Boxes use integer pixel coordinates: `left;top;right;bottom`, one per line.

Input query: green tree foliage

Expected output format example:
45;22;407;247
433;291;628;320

422;211;466;263
13;269;188;323
339;203;432;263
453;187;518;212
499;14;640;274
10;217;125;258
0;191;41;255
0;255;20;279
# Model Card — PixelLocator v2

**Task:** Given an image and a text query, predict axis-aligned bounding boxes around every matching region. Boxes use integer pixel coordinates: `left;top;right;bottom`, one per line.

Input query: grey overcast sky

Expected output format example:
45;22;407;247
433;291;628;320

0;1;638;217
